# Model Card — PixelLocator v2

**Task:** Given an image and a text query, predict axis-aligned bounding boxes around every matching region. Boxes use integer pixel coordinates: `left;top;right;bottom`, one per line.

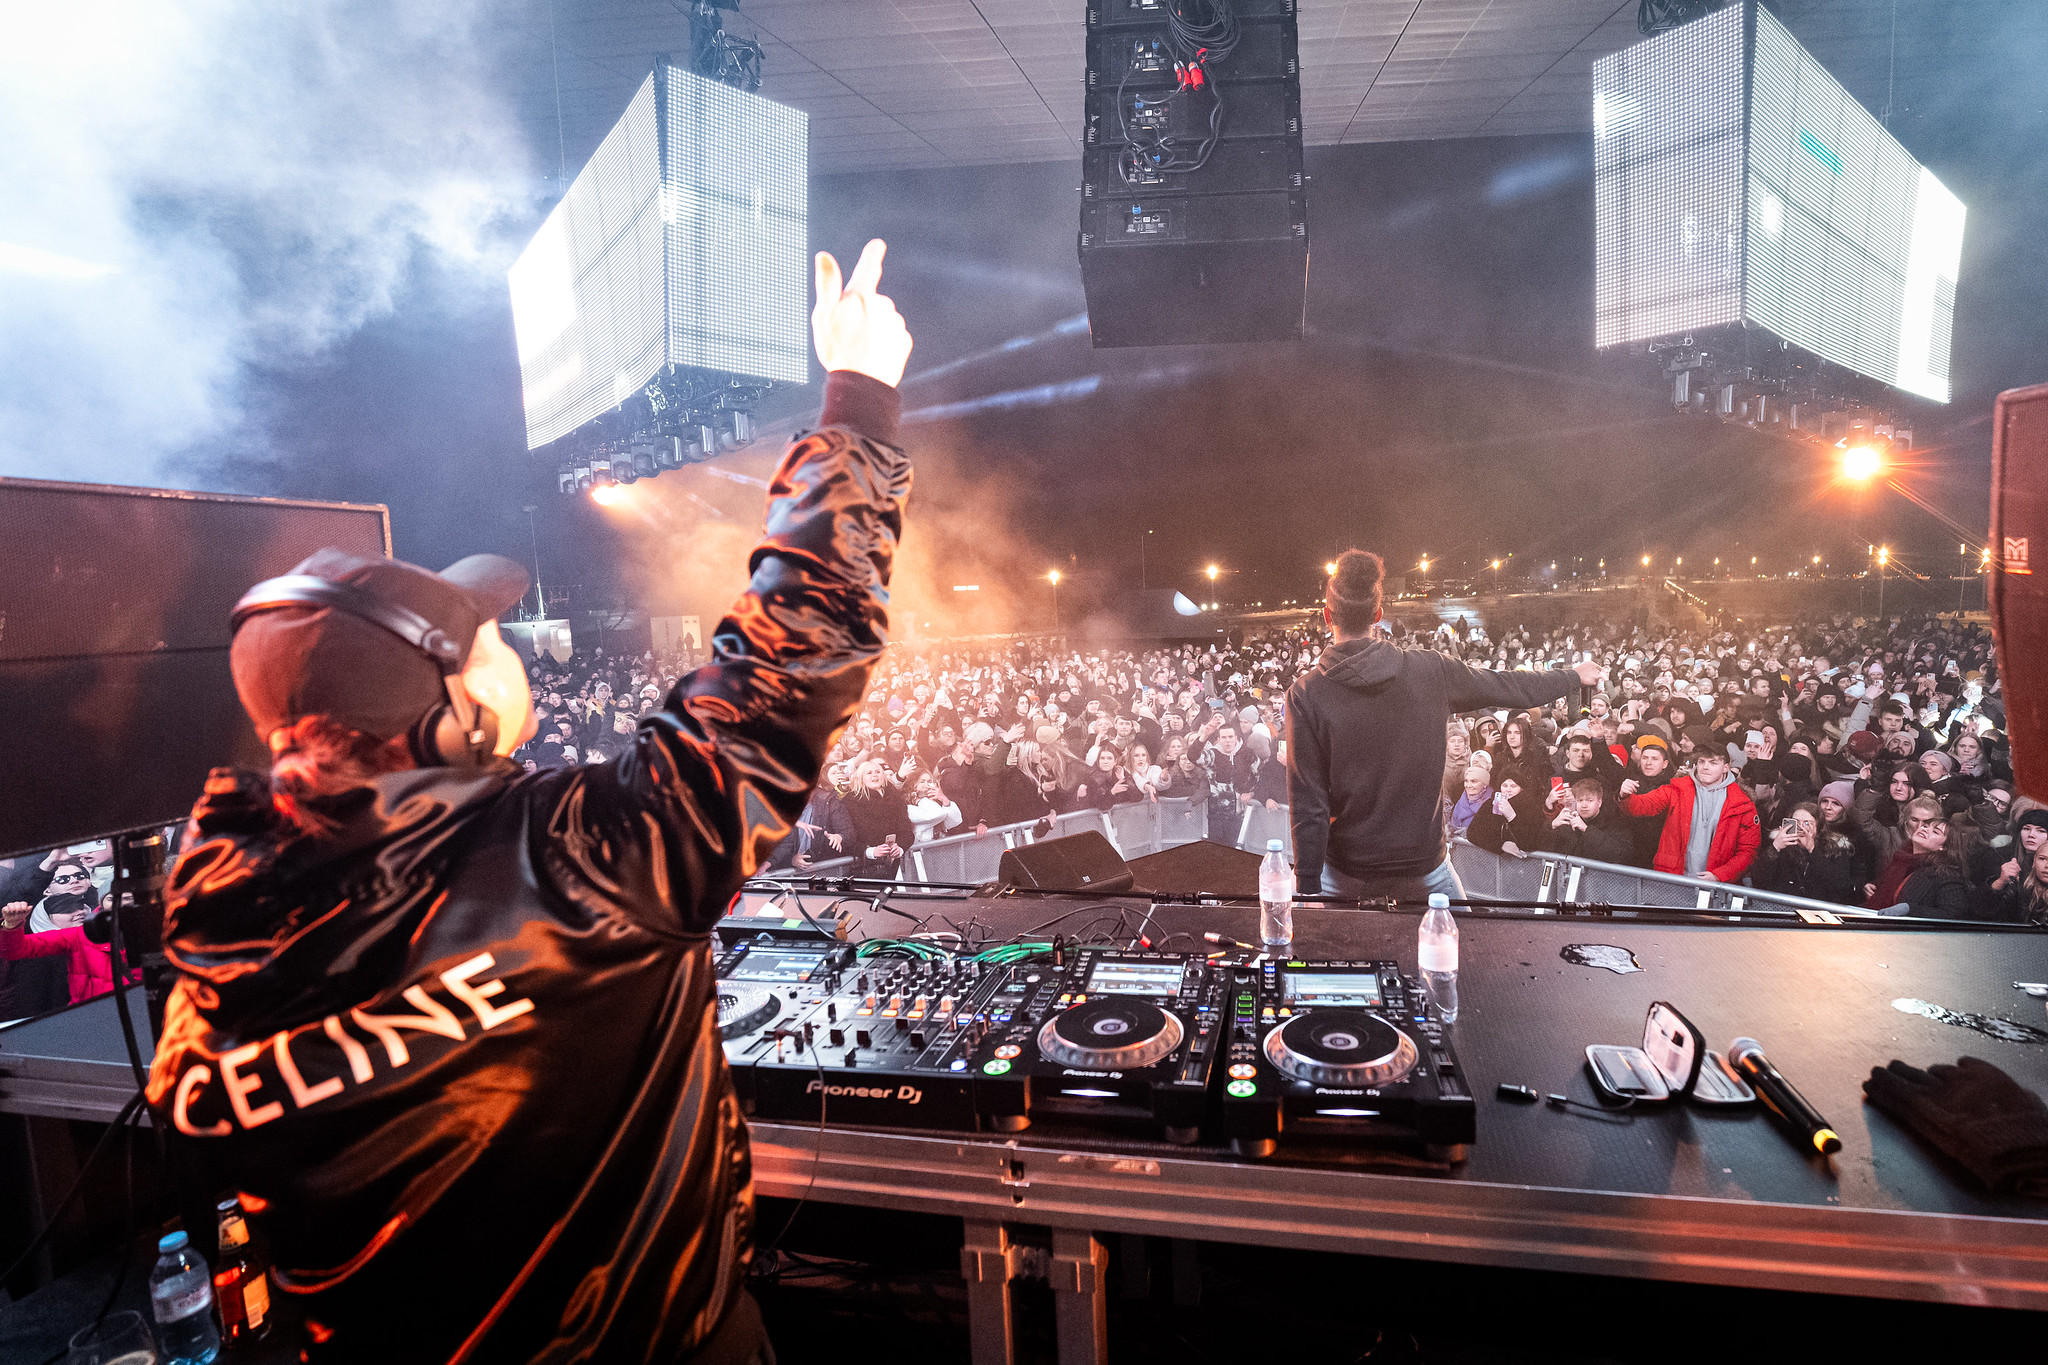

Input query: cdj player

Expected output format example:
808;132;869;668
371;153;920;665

1213;959;1474;1161
963;949;1224;1143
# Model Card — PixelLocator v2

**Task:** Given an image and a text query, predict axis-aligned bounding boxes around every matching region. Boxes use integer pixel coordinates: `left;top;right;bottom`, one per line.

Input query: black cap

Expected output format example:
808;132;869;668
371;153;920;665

231;548;530;742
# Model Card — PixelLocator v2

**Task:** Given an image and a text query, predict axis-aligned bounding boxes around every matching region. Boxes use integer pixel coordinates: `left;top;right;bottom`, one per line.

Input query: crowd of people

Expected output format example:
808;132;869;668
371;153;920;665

1;603;2035;1023
501;604;2040;922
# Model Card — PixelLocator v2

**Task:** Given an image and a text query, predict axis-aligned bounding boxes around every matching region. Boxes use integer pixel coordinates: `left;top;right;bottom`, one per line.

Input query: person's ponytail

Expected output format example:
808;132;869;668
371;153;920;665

268;716;414;835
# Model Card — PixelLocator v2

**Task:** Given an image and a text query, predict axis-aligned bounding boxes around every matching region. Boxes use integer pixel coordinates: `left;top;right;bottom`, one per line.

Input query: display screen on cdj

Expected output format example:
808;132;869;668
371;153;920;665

727;946;831;984
1282;971;1383;1006
1086;959;1186;998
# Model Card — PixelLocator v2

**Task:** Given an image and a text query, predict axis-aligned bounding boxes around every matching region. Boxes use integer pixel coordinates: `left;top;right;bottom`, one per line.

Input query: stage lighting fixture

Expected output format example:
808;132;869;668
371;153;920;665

558;467;578;496
1841;444;1882;482
592;483;629;508
509;56;807;452
1595;2;1965;403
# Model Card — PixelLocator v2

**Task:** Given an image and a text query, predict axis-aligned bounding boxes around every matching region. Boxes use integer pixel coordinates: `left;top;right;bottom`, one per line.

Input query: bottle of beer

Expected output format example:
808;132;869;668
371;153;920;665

213;1196;272;1346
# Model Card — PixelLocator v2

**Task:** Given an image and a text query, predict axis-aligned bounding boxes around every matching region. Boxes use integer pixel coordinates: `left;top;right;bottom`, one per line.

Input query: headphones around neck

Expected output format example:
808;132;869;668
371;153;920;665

231;574;499;768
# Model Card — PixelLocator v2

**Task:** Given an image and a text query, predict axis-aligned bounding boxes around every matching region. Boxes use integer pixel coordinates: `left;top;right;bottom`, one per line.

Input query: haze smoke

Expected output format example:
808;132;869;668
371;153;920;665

0;0;531;485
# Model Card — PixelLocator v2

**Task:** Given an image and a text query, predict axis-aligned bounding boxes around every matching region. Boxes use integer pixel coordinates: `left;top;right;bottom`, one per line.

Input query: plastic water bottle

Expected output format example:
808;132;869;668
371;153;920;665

1418;892;1459;1023
149;1231;220;1365
1258;839;1293;951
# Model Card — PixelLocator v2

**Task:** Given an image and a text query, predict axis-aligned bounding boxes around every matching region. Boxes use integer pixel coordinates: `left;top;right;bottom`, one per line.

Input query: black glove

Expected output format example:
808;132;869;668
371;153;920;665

1863;1056;2048;1195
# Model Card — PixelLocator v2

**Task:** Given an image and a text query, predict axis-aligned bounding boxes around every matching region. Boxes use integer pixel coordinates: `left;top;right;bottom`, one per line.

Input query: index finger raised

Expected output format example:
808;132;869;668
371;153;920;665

846;238;887;296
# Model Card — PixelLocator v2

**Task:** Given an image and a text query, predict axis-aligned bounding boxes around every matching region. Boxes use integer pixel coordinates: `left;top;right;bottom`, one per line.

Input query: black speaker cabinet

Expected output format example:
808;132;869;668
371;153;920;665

997;830;1135;894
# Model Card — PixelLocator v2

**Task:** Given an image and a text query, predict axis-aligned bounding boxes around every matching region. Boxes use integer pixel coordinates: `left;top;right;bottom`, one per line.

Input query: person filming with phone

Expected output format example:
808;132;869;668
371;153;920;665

145;240;916;1363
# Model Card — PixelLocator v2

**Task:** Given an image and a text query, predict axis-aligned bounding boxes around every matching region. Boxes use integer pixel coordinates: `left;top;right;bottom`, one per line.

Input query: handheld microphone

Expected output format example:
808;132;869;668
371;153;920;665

1729;1036;1842;1155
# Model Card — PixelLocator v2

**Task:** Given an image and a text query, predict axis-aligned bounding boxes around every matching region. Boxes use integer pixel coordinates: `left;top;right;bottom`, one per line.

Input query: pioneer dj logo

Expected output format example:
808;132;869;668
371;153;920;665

1061;1069;1123;1078
2005;537;2031;576
806;1079;923;1105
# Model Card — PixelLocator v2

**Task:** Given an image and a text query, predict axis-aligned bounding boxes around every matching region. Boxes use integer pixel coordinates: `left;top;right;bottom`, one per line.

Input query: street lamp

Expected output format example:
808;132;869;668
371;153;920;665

1047;570;1062;632
1418;556;1430;574
1206;564;1220;582
1641;554;1652;568
1875;546;1889;619
1325;561;1338;576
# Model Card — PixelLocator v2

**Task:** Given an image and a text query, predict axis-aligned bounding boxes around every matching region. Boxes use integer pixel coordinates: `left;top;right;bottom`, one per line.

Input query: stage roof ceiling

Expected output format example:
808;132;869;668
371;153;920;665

508;1;2013;177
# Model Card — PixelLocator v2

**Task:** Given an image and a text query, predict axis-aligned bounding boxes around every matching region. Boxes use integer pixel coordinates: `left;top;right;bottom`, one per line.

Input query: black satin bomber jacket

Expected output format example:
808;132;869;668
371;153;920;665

144;374;909;1362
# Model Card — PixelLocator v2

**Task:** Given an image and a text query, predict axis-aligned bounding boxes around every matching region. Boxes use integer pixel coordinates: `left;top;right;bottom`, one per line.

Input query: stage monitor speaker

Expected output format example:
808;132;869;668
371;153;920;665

1079;1;1305;347
1991;381;2048;802
0;478;391;857
997;831;1136;894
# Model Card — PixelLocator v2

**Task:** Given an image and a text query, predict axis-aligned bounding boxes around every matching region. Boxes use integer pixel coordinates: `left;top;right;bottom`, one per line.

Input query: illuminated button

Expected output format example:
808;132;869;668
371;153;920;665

1261;1008;1275;1020
1278;1008;1292;1017
994;1044;1022;1060
1058;993;1072;1005
909;995;928;1019
950;1059;968;1071
983;1059;1013;1075
1226;1079;1257;1098
1228;1064;1256;1079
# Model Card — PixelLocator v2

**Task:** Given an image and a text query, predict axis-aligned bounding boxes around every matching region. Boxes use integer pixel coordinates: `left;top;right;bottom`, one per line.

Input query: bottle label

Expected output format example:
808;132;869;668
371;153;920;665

1417;943;1458;972
157;1282;213;1321
244;1273;270;1328
219;1215;249;1249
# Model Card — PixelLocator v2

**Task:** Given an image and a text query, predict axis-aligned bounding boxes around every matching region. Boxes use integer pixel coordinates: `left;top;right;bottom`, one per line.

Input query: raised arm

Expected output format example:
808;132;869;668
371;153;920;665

566;241;914;931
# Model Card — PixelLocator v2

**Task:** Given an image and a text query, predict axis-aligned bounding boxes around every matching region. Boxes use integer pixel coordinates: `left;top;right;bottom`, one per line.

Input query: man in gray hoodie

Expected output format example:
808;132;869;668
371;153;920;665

1287;551;1603;902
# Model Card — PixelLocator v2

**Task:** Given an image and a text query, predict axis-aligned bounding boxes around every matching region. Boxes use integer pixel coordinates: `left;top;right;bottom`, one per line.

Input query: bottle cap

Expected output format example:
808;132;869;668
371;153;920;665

1427;893;1450;908
158;1231;189;1253
1266;839;1283;852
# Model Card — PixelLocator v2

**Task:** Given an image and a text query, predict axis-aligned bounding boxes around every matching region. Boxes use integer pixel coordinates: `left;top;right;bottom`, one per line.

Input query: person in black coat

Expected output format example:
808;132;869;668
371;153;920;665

1540;779;1635;863
845;759;915;878
1749;802;1859;905
1615;736;1676;868
1465;777;1548;857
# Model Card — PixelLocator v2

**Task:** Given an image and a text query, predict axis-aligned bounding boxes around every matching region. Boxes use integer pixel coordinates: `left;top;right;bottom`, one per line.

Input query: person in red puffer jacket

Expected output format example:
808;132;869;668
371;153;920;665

0;893;142;1007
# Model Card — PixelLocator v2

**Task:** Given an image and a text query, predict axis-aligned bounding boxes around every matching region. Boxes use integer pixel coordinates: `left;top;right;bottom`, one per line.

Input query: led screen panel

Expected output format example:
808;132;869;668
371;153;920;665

1592;4;1965;404
1592;4;1746;349
1745;7;1965;402
510;75;666;450
663;65;809;385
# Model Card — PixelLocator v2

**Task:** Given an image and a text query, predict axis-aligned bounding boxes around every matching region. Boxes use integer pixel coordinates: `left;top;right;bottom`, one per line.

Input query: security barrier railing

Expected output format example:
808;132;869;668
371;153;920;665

1448;837;1904;919
759;795;1274;885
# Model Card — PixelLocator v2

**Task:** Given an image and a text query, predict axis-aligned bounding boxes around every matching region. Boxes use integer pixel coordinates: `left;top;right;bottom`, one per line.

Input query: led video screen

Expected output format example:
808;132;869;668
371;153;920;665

664;64;809;387
509;65;809;451
509;75;666;451
1592;4;1747;350
1593;3;1965;403
1744;7;1965;403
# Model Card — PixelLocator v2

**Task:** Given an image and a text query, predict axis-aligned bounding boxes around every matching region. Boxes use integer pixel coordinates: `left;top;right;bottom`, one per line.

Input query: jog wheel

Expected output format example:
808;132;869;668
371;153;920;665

716;987;780;1041
1037;998;1183;1070
1263;1010;1417;1086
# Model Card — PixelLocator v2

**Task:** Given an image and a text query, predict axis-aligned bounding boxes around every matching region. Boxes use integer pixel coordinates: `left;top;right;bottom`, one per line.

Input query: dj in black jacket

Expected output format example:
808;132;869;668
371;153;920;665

145;241;915;1363
1287;552;1603;900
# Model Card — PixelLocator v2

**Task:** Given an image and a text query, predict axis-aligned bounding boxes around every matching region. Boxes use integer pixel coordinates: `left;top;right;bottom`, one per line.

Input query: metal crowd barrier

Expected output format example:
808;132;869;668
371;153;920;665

759;796;1245;885
1448;837;1904;919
